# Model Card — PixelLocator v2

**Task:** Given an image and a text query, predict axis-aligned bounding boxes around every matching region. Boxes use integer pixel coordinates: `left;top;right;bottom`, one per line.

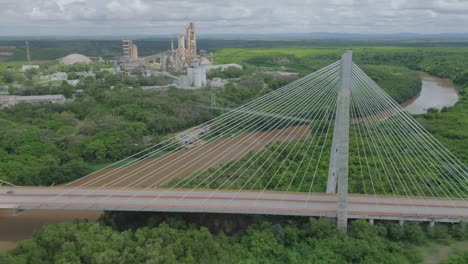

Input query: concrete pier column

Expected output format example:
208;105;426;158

369;219;374;225
399;220;405;226
429;221;435;228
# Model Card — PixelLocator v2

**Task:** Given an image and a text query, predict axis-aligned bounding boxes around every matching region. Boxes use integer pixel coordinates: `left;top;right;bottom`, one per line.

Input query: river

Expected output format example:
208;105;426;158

404;72;459;114
0;72;460;254
0;210;101;253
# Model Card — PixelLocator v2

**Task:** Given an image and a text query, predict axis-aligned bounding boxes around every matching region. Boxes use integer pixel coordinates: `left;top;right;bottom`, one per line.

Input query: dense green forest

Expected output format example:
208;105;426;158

0;50;421;186
1;212;467;263
1;38;468;61
214;46;468;161
169;46;468;197
1;40;468;262
0;88;204;185
0;64;287;185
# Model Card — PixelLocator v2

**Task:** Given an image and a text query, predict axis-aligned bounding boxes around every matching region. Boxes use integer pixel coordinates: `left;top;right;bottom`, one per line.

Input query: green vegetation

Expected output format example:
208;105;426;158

170;125;464;197
207;66;245;79
0;61;216;186
440;252;468;264
170;46;468;198
1;39;468;261
0;87;209;186
2;212;467;263
359;65;421;103
4;38;467;62
212;46;468;163
417;89;468;163
214;48;422;103
0;63;276;185
419;241;468;263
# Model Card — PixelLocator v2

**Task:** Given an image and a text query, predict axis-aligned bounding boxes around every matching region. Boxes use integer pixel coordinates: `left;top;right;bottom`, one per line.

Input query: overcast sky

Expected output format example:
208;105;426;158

1;0;468;36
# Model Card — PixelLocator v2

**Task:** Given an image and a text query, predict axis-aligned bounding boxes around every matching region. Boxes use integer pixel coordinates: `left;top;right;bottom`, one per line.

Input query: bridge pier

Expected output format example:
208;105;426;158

327;50;352;233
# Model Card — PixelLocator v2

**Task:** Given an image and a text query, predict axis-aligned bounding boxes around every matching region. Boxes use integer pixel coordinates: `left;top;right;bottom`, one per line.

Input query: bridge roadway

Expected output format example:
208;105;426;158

0;187;466;223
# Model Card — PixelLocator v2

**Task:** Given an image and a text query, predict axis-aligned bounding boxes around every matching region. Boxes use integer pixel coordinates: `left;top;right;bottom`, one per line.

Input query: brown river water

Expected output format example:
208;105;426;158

0;72;460;253
404;72;459;114
0;210;101;253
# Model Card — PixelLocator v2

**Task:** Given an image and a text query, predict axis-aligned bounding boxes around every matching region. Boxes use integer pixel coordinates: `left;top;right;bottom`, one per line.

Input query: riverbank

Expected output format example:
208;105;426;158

404;72;459;114
0;210;101;253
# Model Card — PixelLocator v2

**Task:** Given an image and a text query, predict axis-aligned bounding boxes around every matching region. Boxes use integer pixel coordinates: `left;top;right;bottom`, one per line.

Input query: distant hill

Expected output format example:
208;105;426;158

1;32;468;40
198;32;468;40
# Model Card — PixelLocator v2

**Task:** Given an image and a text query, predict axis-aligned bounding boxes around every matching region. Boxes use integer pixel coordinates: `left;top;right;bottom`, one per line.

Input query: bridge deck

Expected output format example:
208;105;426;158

1;187;466;223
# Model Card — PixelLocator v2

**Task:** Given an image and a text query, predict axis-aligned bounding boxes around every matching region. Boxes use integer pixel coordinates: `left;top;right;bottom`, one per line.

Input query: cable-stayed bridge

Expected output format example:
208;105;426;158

1;51;467;232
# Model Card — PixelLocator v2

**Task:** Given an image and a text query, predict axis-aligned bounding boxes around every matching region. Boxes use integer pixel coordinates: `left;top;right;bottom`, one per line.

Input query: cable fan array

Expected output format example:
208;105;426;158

349;63;467;200
35;59;466;213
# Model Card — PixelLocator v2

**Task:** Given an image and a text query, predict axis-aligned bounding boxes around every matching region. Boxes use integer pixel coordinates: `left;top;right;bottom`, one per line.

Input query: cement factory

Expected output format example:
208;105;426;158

117;22;241;88
0;22;243;108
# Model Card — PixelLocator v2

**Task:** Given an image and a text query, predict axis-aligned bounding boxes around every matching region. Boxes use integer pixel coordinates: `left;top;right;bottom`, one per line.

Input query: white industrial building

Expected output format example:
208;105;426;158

44;72;68;81
0;95;66;108
67;80;80;86
177;67;207;88
59;54;92;65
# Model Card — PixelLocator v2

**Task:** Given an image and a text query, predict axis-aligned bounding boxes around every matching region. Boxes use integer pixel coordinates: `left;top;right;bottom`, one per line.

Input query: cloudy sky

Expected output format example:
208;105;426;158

1;0;468;36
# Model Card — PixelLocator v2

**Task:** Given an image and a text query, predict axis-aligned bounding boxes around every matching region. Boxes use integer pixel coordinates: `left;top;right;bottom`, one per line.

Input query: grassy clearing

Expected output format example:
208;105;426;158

419;240;468;264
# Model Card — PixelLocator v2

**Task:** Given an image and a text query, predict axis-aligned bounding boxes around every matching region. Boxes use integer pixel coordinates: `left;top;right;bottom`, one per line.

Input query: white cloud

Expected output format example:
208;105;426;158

26;0;98;21
28;0;66;20
0;0;467;35
106;0;149;19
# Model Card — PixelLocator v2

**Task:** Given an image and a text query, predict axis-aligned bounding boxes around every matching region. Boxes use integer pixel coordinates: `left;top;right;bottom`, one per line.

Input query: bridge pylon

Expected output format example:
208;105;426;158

326;51;352;233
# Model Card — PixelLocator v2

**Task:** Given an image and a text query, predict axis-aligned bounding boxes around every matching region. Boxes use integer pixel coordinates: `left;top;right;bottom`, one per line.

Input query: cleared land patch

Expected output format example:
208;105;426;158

69;125;311;188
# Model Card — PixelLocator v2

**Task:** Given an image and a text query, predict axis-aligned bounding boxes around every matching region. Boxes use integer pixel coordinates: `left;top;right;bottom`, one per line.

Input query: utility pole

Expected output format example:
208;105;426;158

25;41;31;65
210;90;216;117
326;51;352;233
